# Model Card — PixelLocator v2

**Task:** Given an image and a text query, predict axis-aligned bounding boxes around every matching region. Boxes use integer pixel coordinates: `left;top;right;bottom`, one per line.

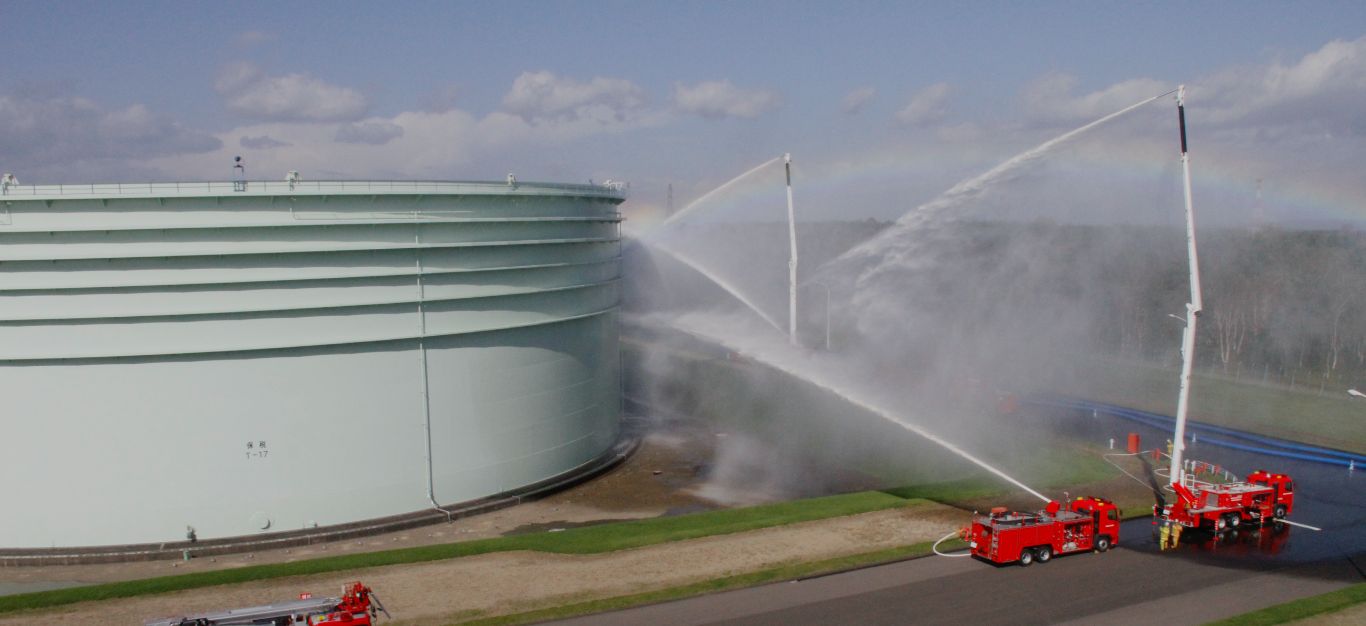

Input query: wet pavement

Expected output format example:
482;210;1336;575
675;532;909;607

1031;401;1366;568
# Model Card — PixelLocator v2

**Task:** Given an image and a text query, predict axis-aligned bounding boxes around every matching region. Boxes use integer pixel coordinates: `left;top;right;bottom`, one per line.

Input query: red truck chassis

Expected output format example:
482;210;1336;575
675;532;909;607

967;496;1121;566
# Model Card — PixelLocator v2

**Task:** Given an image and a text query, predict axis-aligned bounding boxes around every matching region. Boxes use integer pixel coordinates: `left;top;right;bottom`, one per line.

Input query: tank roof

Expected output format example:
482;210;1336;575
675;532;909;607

0;179;628;202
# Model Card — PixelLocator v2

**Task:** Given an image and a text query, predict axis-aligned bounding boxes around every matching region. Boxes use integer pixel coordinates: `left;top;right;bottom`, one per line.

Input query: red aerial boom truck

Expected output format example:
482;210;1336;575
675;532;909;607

1157;468;1294;532
144;581;388;626
1156;85;1298;540
967;496;1120;566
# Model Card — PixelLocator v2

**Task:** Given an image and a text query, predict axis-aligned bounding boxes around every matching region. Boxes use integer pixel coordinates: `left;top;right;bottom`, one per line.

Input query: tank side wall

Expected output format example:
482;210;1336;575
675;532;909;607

1;345;430;546
0;189;622;548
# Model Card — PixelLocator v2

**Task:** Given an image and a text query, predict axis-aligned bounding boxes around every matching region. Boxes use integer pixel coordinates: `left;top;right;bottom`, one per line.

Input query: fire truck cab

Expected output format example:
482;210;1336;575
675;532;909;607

1246;470;1295;520
967;497;1120;566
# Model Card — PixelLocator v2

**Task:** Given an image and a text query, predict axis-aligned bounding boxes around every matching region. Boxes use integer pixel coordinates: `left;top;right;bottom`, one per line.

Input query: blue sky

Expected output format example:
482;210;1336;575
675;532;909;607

3;1;1365;223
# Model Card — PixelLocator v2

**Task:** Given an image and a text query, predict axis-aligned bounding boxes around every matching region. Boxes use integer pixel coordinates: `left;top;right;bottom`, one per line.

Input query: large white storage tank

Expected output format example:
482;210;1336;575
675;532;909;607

0;179;625;551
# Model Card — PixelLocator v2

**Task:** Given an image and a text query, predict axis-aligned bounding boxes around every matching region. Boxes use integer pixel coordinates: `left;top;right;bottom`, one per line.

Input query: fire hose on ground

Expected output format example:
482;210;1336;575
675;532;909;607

932;529;972;558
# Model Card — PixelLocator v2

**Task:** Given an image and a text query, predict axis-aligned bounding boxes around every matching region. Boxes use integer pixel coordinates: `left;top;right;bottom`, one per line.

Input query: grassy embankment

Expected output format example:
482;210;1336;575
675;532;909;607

1205;582;1366;626
0;491;929;616
1061;358;1366;454
883;452;1156;522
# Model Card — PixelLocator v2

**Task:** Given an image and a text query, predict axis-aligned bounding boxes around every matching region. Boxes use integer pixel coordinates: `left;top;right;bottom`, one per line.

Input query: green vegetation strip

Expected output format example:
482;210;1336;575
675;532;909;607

0;491;914;616
881;477;1010;503
457;540;942;625
1204;582;1366;626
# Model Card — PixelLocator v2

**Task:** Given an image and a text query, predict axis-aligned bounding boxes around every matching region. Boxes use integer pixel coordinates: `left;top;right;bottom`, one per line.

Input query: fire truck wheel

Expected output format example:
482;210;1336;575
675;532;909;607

1095;535;1111;552
1214;516;1228;531
1226;513;1240;528
1019;549;1035;567
1035;546;1052;563
1274;505;1287;519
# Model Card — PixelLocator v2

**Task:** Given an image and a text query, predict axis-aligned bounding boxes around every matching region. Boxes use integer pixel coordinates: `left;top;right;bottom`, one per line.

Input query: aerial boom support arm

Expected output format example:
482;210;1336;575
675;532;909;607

1169;85;1203;486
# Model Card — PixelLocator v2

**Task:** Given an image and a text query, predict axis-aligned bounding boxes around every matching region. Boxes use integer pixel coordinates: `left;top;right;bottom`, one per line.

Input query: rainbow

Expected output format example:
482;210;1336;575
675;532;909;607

631;119;1361;233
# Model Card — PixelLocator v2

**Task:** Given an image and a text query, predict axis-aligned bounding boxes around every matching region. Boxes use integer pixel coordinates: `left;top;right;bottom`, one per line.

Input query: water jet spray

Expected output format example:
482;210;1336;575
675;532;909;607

646;240;787;333
659;155;783;229
819;87;1180;284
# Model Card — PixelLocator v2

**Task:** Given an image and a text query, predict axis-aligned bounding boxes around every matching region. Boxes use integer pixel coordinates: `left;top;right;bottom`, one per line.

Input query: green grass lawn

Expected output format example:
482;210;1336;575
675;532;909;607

0;491;922;616
1204;582;1366;625
1055;358;1366;454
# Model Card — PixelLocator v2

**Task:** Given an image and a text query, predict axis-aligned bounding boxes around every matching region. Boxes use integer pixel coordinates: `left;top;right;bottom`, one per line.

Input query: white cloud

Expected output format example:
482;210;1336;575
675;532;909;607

1199;35;1366;134
896;82;954;126
1022;73;1172;126
841;87;876;115
502;71;647;123
148;108;480;181
240;135;290;149
672;80;781;119
215;62;369;123
1018;36;1366;138
0;94;220;169
335;121;404;145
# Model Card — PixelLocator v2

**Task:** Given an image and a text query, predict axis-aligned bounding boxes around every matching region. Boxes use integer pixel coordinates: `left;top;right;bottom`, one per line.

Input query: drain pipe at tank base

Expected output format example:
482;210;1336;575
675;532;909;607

428;495;455;523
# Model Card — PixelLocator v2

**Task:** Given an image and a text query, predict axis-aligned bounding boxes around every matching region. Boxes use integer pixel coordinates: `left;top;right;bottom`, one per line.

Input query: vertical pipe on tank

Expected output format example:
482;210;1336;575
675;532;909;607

414;207;452;521
1168;85;1202;488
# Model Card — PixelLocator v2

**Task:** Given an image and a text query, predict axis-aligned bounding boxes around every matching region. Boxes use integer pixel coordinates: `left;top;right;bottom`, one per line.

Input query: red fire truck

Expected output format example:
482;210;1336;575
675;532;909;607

1157;468;1294;532
967;496;1121;566
144;581;388;626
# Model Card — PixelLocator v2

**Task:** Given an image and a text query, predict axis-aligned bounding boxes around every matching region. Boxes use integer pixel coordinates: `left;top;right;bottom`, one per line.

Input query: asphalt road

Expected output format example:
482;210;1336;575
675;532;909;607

553;542;1361;625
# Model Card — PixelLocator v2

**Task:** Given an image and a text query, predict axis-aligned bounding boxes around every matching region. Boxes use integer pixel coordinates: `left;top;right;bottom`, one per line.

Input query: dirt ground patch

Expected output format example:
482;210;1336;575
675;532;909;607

0;504;963;625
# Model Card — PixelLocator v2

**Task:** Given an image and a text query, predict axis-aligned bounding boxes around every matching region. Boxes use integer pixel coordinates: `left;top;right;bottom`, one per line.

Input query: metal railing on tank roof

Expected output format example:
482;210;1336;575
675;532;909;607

0;179;629;200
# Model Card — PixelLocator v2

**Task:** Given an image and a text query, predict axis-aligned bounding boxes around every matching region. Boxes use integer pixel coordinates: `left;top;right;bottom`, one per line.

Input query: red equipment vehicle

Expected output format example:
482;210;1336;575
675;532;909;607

144;581;388;626
1156;468;1294;532
966;496;1120;566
